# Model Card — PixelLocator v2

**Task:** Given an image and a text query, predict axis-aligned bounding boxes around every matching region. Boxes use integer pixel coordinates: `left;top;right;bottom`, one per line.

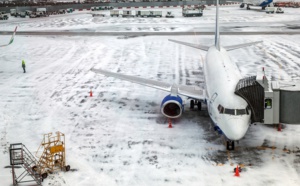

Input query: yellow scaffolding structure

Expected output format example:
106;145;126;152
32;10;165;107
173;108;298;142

35;131;70;179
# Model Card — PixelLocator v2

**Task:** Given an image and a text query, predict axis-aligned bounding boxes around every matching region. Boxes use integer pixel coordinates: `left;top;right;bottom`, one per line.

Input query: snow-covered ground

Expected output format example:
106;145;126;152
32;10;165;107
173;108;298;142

1;5;300;186
1;6;300;32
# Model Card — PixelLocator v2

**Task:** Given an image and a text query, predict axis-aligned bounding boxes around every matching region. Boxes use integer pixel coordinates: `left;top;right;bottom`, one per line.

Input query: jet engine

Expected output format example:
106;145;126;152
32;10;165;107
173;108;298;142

160;95;184;118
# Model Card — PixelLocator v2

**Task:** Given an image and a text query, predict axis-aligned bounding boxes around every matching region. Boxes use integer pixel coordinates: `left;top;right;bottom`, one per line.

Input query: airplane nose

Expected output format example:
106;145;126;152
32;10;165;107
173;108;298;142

226;118;249;141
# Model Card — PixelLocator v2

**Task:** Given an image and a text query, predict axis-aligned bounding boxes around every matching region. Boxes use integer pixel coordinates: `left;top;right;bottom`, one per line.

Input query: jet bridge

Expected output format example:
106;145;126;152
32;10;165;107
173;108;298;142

235;68;300;124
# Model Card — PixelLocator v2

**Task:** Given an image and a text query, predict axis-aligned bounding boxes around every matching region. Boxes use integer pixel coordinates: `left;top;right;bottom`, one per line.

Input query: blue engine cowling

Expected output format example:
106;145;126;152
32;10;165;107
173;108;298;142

160;94;184;118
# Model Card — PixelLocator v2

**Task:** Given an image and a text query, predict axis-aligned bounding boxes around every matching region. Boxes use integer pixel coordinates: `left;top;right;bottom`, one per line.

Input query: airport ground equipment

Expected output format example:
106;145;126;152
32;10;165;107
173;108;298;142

266;7;284;13
10;143;43;186
135;10;162;17
9;132;70;185
235;68;300;125
149;10;162;17
0;13;8;20
182;7;203;17
35;131;70;179
165;11;174;18
92;13;105;17
110;10;120;17
136;10;150;17
10;9;16;16
122;10;135;17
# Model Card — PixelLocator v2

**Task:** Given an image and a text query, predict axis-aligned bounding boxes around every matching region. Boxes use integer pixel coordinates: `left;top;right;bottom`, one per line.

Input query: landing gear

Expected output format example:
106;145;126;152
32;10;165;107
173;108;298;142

227;141;235;151
240;3;245;8
190;100;202;110
190;100;195;109
197;101;202;111
247;5;250;10
262;6;266;10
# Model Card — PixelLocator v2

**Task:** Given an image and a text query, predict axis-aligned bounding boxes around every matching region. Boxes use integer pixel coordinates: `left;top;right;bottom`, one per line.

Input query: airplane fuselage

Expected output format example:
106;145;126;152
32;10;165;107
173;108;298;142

204;46;251;141
242;0;273;7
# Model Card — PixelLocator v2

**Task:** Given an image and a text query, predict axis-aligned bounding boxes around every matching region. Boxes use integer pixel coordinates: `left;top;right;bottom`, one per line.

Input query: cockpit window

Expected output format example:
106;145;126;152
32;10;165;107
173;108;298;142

218;104;249;115
236;109;247;115
224;108;235;115
218;105;224;113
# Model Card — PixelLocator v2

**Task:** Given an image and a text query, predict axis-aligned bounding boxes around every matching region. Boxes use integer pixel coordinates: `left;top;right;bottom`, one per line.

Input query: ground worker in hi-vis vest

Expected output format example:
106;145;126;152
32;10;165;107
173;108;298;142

22;60;26;73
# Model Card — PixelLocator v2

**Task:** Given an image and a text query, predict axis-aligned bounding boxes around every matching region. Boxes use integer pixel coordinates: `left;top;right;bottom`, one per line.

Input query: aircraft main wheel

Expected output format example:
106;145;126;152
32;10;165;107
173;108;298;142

190;100;195;109
197;102;202;111
240;3;244;8
227;141;235;151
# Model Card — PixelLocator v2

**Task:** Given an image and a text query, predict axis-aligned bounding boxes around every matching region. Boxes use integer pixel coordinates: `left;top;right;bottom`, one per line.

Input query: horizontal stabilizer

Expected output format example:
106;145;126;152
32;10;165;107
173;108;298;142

224;41;262;51
168;39;210;51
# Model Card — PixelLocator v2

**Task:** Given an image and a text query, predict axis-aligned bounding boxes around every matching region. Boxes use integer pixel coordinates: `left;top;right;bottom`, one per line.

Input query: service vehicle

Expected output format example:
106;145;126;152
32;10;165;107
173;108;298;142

36;8;46;13
58;9;66;14
150;11;162;17
67;8;74;13
19;12;26;18
25;10;32;16
0;13;8;20
182;7;203;17
135;10;150;17
266;7;284;13
10;9;16;16
110;10;120;17
122;10;135;17
165;11;174;18
92;13;105;17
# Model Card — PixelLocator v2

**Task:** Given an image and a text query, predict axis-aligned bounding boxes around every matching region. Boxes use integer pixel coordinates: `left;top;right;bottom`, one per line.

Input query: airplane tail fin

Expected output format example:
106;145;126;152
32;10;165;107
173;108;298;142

215;0;220;50
0;26;17;47
169;0;262;51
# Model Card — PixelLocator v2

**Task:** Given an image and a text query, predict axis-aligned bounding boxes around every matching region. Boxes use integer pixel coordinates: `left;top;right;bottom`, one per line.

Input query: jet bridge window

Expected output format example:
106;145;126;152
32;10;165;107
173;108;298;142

265;98;272;109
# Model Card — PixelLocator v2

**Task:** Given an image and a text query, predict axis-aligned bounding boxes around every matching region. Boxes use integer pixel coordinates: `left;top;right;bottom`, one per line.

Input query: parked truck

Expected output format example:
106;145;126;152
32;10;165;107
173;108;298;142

135;10;151;17
182;7;203;17
0;12;8;20
10;9;17;16
122;10;134;17
150;11;162;17
110;10;120;17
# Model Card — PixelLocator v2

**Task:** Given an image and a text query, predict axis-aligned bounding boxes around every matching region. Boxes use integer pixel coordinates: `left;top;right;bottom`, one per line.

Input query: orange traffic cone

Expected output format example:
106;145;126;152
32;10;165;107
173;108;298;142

90;90;93;97
168;118;172;128
234;165;240;177
277;124;282;132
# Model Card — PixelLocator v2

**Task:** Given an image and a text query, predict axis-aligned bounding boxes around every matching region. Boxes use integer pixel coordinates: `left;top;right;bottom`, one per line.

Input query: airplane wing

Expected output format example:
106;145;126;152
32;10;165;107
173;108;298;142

224;41;262;51
168;39;210;51
91;68;205;100
0;26;18;47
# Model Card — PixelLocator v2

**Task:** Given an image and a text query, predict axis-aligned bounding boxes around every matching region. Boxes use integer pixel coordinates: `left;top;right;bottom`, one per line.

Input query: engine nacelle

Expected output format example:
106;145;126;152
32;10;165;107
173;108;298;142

160;95;184;118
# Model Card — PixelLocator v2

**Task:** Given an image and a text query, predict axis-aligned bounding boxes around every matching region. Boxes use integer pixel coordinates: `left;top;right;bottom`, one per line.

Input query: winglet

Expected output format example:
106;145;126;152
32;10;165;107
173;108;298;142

0;26;17;47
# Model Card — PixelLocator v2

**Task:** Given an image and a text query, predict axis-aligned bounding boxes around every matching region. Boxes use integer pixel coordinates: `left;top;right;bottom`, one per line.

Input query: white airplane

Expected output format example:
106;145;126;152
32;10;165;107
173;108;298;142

0;26;17;47
91;0;262;150
240;0;273;10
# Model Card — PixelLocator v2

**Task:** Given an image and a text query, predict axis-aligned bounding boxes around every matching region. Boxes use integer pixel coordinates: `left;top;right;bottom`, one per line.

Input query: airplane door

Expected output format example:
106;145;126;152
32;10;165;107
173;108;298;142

209;93;218;116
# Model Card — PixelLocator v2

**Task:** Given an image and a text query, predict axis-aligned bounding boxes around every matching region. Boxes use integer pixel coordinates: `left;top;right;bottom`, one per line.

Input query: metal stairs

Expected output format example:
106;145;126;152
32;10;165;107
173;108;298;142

10;143;43;186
